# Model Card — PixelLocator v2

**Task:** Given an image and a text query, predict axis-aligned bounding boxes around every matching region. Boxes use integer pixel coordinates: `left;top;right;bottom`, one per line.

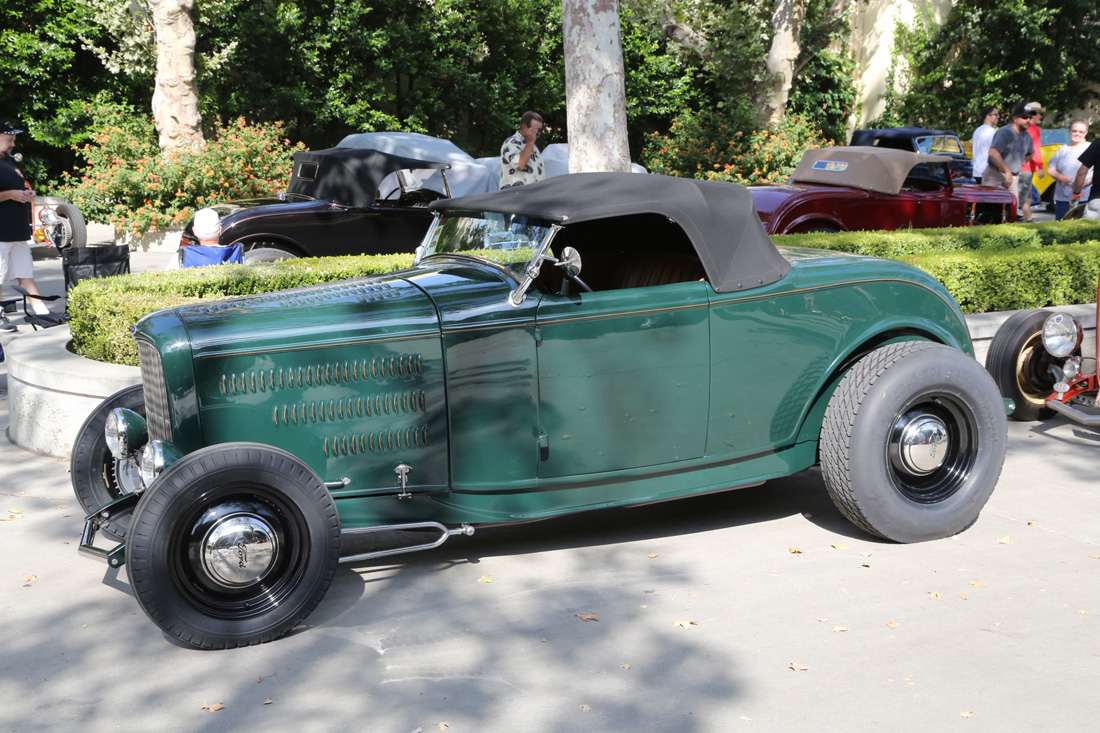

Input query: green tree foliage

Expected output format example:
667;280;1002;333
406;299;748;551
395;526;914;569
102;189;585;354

883;0;1100;130
0;0;146;184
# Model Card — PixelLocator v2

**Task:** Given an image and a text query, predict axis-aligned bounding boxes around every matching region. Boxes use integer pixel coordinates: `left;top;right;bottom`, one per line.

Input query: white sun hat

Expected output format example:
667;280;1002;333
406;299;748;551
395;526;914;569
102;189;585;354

192;208;221;240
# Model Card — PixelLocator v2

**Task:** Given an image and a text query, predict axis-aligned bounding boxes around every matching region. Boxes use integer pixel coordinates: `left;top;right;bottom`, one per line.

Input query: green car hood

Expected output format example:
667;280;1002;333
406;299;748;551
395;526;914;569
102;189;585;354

135;272;450;495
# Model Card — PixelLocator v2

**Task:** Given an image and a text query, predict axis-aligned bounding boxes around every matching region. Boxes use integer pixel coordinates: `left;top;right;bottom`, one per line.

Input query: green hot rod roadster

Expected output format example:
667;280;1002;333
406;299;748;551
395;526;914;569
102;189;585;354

75;173;1009;648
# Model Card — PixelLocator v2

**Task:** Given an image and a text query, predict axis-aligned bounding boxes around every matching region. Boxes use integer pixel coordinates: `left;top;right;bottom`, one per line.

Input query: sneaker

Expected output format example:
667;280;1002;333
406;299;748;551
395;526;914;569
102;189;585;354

0;313;17;333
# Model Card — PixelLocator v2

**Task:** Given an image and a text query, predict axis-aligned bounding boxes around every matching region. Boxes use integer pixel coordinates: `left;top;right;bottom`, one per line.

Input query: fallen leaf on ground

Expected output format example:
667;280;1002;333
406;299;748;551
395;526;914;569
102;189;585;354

886;621;900;629
969;580;987;588
22;573;37;582
477;576;493;583
789;547;803;554
1090;554;1100;560
832;626;849;632
201;702;225;712
831;543;848;550
861;563;871;568
789;662;809;671
8;509;22;515
1027;521;1037;526
673;620;696;629
57;505;69;509
1078;610;1087;615
262;699;273;705
997;536;1012;544
960;711;973;718
579;704;592;712
929;591;942;599
689;593;697;597
621;663;631;670
816;618;828;623
575;613;599;622
957;595;968;601
436;723;450;730
648;553;659;558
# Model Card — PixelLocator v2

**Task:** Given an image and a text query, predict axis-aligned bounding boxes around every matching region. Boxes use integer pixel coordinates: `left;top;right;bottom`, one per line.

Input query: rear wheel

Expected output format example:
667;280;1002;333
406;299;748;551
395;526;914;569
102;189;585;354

821;342;1007;543
70;384;145;540
986;309;1057;421
242;245;295;264
126;443;341;649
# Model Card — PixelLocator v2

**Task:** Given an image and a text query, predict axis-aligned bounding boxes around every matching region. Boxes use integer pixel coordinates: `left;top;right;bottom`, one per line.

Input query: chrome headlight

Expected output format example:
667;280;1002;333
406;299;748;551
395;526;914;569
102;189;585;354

139;440;184;487
1062;356;1082;381
104;408;148;460
39;207;59;226
1042;313;1082;358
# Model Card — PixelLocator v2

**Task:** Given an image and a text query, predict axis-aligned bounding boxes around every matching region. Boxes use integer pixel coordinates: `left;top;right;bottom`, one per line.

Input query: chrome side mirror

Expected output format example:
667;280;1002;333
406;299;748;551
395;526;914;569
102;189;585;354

555;246;582;279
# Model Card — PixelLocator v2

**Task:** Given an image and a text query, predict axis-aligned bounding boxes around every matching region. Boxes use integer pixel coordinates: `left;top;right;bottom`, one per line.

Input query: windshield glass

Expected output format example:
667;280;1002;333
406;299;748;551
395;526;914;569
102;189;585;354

915;135;963;155
418;211;553;271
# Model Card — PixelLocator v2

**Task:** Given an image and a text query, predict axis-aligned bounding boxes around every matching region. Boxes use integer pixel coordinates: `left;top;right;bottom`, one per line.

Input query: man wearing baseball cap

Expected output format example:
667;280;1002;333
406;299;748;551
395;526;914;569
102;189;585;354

982;104;1036;210
1018;102;1047;222
0;120;48;332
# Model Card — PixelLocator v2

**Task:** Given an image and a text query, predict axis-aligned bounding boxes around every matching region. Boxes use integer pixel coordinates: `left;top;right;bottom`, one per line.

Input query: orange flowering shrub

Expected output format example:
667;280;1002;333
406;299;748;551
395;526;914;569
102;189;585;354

60;103;306;234
643;111;834;185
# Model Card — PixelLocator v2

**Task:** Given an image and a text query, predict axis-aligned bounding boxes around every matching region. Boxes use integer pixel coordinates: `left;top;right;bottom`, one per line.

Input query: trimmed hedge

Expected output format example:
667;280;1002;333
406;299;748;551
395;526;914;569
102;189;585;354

68;254;417;366
774;220;1100;257
67;220;1100;365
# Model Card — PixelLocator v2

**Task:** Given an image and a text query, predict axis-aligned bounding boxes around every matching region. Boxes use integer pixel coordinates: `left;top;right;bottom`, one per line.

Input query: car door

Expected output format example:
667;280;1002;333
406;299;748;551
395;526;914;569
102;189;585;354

534;281;711;478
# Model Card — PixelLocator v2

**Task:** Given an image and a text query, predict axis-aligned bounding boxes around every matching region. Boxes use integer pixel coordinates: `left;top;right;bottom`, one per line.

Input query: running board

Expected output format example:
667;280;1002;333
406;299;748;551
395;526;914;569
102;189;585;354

338;522;475;564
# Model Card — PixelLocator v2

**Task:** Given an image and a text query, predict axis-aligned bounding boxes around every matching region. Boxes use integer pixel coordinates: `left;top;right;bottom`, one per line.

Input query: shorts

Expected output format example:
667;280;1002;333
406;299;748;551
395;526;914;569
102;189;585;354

1086;199;1100;220
1017;171;1035;205
0;240;34;281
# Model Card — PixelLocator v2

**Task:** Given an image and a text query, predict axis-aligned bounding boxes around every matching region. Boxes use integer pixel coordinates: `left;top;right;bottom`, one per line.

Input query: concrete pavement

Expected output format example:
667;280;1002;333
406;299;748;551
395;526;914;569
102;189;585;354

1;388;1098;730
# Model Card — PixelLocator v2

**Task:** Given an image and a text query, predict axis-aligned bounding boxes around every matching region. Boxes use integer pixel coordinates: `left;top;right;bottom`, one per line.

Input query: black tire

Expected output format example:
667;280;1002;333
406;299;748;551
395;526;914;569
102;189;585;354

54;202;87;249
126;443;341;649
70;384;145;541
820;341;1007;543
986;309;1057;421
242;246;295;264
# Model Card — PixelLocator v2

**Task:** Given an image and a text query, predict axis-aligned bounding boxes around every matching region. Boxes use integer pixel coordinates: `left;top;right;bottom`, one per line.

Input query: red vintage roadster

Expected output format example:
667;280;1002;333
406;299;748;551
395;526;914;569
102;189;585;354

749;147;1017;234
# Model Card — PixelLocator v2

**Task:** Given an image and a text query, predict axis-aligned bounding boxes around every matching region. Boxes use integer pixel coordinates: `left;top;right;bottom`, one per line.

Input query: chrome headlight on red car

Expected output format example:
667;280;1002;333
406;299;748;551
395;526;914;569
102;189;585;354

1042;312;1083;358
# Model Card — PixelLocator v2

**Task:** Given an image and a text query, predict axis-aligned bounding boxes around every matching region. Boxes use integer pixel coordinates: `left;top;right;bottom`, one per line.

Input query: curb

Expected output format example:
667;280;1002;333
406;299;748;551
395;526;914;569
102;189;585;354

5;326;140;457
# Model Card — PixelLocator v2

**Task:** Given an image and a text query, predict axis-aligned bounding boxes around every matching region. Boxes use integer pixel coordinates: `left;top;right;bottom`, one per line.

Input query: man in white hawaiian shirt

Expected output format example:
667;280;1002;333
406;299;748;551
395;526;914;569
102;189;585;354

500;111;545;189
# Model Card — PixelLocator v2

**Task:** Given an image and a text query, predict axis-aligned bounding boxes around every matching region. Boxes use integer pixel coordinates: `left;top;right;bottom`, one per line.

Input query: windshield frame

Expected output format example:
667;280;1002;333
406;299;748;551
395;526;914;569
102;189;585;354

414;211;562;305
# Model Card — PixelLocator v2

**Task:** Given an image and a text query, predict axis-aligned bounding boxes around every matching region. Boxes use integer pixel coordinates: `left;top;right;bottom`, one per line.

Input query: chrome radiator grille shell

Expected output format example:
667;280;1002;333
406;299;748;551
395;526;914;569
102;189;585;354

137;338;172;442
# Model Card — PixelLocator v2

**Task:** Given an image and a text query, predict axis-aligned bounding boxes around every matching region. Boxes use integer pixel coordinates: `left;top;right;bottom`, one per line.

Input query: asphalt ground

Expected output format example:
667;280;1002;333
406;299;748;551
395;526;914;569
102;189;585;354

5;210;1099;732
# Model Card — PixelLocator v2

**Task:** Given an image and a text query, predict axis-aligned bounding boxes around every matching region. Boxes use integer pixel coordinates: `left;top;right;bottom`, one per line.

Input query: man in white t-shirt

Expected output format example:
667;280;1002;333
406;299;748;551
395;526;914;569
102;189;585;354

971;105;999;180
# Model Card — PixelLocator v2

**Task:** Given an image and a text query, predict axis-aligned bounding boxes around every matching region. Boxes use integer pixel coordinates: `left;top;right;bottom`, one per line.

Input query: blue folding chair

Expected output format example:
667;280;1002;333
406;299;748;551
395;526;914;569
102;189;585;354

179;243;243;268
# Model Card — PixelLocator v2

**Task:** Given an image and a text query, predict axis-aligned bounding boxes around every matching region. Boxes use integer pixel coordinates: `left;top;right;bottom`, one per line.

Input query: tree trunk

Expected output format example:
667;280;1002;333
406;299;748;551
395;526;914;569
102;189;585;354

149;0;203;153
562;0;630;173
760;0;806;126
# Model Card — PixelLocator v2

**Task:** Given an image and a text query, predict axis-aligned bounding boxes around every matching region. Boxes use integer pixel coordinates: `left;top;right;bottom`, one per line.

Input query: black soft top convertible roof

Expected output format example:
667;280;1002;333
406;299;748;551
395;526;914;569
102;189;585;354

287;147;451;207
429;172;790;293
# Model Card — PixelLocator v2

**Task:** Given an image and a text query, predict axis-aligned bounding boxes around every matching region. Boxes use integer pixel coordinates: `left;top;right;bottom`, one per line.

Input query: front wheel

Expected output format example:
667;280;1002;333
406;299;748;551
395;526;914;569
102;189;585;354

70;384;145;541
126;443;341;649
985;309;1057;421
820;342;1007;543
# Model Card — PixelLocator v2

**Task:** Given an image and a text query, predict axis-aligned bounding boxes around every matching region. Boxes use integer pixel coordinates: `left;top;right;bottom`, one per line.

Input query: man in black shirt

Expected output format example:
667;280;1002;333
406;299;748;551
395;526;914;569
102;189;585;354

0;120;46;332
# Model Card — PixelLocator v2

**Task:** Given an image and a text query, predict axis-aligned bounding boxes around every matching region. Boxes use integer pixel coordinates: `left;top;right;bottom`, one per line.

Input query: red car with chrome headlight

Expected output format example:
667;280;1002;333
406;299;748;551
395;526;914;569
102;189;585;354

986;294;1100;426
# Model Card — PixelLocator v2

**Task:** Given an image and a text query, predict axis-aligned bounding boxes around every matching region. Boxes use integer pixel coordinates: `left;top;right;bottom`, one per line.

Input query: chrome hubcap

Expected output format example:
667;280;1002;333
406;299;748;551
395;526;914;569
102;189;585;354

200;512;279;588
893;414;950;476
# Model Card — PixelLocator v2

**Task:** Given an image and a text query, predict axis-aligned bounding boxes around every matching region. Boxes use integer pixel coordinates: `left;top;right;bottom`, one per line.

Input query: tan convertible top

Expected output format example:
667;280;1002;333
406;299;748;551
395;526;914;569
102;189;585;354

789;146;952;195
